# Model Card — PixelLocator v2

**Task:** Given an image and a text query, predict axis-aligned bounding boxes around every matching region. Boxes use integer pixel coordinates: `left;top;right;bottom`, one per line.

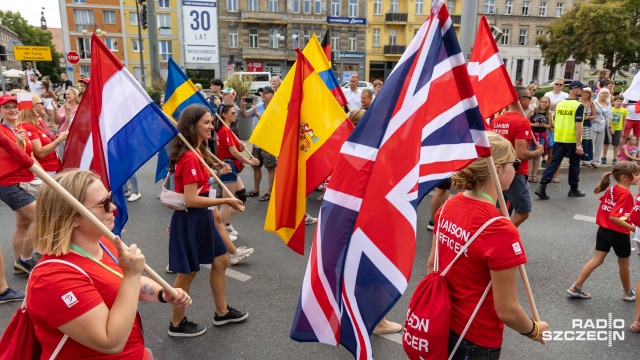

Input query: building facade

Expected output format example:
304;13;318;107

0;21;21;72
481;0;576;84
218;0;367;81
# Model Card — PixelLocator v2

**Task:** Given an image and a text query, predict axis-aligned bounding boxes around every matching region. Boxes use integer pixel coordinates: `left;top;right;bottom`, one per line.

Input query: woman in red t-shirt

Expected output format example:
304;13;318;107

27;169;191;359
427;133;548;358
167;104;248;337
19;94;68;175
0;95;38;277
567;161;639;301
215;104;259;238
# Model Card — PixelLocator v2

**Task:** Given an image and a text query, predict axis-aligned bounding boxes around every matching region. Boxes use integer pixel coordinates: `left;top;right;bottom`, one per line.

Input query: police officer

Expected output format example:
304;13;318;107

535;80;586;199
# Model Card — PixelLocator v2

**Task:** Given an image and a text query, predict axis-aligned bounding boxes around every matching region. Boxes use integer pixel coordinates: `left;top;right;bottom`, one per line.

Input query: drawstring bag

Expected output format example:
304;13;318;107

403;199;502;360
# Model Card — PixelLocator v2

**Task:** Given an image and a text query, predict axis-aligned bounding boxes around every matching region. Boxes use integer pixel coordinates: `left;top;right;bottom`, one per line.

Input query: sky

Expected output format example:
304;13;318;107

1;0;62;28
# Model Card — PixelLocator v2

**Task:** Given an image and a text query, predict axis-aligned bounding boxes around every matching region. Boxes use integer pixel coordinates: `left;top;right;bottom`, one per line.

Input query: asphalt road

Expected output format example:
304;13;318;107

1;156;639;360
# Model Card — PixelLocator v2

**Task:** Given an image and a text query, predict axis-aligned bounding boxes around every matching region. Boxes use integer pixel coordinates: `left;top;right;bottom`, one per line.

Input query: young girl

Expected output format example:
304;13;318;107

528;96;552;182
617;135;640;163
567;161;640;301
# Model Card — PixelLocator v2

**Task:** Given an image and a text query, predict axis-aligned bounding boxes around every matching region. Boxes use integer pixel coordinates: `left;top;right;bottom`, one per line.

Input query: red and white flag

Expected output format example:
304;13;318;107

17;93;33;111
468;15;518;126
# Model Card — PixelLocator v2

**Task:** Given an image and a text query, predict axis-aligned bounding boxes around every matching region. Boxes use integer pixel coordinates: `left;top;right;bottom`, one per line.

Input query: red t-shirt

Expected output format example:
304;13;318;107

21;120;60;172
216;125;240;161
628;193;640;227
174;150;210;195
434;193;527;348
0;123;35;185
596;185;634;234
491;112;533;175
27;237;144;359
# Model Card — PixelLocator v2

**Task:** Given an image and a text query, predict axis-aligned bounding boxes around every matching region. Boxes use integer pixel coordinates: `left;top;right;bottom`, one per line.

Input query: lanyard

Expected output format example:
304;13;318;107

472;189;496;204
38;120;56;142
70;242;123;279
2;123;26;150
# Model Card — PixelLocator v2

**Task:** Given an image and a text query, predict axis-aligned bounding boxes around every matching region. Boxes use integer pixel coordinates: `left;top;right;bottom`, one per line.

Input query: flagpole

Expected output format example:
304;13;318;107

213;112;256;160
485;156;541;322
28;163;180;298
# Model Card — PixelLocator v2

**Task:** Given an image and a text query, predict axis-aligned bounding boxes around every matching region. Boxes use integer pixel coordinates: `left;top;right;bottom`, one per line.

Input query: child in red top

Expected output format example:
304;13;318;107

567;161;639;301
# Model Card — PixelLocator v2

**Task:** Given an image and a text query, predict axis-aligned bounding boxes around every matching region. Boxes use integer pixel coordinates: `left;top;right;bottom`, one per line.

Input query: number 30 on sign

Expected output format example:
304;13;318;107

182;0;219;64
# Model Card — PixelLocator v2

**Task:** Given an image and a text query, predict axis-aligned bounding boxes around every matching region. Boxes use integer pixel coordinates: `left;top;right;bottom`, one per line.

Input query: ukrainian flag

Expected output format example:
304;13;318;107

155;57;215;182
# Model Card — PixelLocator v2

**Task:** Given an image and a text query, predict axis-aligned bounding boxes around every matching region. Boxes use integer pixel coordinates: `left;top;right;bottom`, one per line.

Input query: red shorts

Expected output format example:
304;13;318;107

623;120;640;137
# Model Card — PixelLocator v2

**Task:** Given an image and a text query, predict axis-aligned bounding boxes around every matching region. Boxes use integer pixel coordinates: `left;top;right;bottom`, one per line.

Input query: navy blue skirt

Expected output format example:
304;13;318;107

168;197;227;274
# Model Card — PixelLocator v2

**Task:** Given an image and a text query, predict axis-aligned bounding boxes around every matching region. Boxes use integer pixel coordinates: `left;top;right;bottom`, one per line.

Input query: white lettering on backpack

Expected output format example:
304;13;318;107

403;309;429;352
61;291;79;308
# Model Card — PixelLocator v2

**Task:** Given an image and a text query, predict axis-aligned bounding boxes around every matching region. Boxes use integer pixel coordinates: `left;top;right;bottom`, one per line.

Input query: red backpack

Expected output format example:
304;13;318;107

403;202;502;360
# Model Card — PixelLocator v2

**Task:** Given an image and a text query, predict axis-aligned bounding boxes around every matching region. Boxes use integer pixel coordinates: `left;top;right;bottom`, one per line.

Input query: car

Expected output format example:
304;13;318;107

228;72;272;94
0;79;13;92
340;81;374;91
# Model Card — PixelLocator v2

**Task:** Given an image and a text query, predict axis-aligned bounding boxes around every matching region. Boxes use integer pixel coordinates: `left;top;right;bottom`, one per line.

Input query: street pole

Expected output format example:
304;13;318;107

460;0;479;64
146;0;162;86
0;60;6;95
135;0;146;89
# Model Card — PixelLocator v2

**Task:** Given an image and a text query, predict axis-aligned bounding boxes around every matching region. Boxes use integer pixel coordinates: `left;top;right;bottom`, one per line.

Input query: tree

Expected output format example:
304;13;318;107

0;10;63;83
537;0;640;76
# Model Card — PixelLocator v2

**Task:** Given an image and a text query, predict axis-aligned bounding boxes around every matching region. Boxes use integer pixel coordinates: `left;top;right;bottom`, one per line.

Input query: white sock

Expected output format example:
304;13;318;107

20;256;32;262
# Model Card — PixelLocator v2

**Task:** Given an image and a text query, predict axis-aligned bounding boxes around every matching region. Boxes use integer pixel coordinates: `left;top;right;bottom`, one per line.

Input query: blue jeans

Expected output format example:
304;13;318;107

541;142;581;186
448;331;501;360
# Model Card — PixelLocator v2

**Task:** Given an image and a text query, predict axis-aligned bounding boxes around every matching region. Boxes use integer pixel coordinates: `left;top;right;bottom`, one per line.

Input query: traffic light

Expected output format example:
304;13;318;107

140;4;148;30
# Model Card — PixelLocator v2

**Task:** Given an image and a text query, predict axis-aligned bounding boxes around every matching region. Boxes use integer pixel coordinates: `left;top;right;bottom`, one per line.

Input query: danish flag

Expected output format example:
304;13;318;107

290;2;491;359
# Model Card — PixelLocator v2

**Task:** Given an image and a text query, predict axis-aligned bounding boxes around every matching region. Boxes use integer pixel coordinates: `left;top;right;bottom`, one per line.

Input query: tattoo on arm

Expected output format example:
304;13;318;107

142;284;149;294
149;286;155;296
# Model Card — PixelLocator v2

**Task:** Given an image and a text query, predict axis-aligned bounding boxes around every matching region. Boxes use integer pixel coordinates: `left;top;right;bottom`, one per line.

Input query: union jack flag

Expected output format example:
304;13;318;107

290;1;491;359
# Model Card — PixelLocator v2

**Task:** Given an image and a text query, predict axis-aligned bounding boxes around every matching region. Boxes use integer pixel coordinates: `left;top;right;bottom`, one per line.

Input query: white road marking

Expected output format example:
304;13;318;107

202;264;252;282
573;214;596;223
376;332;403;344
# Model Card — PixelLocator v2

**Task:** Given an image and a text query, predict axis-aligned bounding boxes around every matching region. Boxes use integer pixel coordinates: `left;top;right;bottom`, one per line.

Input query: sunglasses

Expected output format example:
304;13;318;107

519;95;533;100
501;159;522;171
554;83;563;86
91;192;115;212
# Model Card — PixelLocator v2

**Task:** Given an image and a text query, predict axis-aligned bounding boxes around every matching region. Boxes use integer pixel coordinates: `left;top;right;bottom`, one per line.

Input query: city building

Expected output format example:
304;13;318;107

218;0;367;81
0;19;21;72
481;0;576;84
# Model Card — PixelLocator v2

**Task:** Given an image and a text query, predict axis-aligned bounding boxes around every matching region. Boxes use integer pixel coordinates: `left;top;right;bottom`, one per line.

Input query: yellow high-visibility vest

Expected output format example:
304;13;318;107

554;99;581;143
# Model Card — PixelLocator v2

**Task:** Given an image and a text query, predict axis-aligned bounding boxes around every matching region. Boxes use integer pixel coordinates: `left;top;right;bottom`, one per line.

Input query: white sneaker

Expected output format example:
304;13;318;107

124;189;132;197
305;214;318;225
317;184;324;191
225;224;238;236
127;193;142;202
229;246;254;265
229;234;238;242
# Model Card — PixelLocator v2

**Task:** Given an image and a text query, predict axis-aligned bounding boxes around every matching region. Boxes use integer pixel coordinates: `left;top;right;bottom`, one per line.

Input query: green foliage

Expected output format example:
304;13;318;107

537;0;640;77
224;73;254;98
0;10;63;82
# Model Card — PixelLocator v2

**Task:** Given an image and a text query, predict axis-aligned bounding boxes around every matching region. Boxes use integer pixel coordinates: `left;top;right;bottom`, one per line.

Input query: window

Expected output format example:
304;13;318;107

504;0;512;15
532;59;541;80
389;29;397;46
129;12;138;25
315;0;322;14
501;28;510;45
293;0;300;13
390;0;398;13
103;11;116;24
416;0;424;15
331;31;339;52
303;29;311;48
227;0;238;12
269;0;278;12
348;32;357;51
483;0;495;14
159;40;173;61
522;1;530;16
249;28;258;48
548;66;555;81
556;3;564;17
74;10;94;32
539;2;547;16
519;29;528;46
348;0;358;17
516;59;524;79
269;29;279;48
105;38;118;51
292;29;299;49
77;38;91;59
73;0;85;3
132;39;144;52
536;28;544;36
248;0;258;11
80;65;91;78
331;0;340;16
372;28;380;46
158;0;170;8
229;28;238;48
447;1;454;14
157;14;171;35
374;0;382;15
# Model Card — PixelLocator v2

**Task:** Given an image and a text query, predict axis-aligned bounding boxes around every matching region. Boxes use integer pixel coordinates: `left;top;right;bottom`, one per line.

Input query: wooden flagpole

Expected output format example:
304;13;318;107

213;112;255;160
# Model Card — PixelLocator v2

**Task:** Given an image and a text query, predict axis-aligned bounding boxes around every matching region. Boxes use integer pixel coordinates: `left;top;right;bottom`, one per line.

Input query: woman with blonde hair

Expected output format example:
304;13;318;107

427;132;549;358
56;87;80;158
27;169;190;358
595;88;613;166
579;87;597;166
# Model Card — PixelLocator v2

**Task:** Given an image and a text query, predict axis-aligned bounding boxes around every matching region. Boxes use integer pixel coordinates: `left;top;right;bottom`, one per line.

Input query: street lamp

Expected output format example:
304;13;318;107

275;28;298;74
82;24;106;36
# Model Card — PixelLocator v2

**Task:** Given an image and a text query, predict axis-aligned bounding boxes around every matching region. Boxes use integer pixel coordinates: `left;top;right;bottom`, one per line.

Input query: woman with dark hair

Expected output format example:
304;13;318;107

40;79;58;128
167;104;248;337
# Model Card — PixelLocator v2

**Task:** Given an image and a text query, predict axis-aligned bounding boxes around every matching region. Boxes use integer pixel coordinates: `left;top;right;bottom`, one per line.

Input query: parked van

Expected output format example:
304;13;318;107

229;72;271;94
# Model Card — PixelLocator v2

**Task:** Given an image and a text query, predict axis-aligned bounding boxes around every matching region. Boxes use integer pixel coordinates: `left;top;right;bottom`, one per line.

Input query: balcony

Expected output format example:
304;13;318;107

240;11;286;22
451;15;461;25
385;13;408;22
384;45;405;55
241;47;295;61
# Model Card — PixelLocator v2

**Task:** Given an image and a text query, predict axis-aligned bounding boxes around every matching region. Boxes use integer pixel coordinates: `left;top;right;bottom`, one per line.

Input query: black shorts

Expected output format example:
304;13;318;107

595;226;631;258
604;130;621;146
437;178;452;190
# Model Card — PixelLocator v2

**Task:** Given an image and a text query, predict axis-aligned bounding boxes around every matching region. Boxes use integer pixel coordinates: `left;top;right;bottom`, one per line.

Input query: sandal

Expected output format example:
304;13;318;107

528;175;532;182
259;193;271;202
532;176;538;183
552;177;560;183
246;191;260;197
567;285;591;299
630;321;640;333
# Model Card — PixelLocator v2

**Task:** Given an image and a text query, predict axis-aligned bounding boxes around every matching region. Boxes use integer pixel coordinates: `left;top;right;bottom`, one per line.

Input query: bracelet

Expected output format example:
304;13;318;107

519;317;536;336
158;289;167;303
527;321;540;340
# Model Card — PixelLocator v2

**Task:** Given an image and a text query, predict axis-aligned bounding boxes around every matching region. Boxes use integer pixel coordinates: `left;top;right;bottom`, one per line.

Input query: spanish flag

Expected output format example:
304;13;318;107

251;50;353;254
